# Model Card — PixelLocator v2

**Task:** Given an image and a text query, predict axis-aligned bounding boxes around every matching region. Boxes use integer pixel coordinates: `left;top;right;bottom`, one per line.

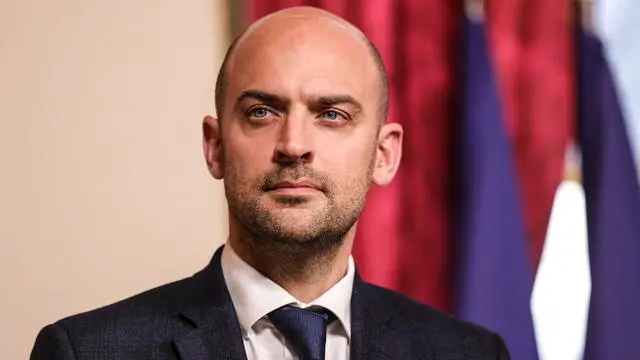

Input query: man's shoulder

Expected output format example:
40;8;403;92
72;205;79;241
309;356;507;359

53;275;196;338
31;275;212;359
364;281;484;332
361;282;510;358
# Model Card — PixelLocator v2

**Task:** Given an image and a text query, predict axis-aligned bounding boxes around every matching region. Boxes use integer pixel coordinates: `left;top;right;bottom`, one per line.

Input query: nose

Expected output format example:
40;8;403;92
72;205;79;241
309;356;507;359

273;109;314;165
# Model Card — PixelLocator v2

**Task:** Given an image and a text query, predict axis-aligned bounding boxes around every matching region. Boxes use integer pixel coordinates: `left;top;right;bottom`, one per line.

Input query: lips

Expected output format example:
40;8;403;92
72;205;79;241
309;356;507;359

272;181;317;189
266;180;323;195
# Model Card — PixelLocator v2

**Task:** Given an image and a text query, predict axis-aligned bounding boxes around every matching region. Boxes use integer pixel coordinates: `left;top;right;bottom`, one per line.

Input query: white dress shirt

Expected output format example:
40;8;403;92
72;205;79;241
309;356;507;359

220;244;354;360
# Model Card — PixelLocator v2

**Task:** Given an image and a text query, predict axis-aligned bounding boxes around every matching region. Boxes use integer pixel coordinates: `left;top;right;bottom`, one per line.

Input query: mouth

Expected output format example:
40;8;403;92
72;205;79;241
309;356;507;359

265;180;323;196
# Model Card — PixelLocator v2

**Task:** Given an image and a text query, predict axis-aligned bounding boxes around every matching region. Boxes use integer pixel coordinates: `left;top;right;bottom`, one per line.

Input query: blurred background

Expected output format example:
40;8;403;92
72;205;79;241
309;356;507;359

1;0;638;359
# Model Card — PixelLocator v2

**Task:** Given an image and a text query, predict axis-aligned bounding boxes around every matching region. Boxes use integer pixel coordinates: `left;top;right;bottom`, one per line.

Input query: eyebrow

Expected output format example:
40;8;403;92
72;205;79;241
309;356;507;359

237;90;363;113
237;90;289;108
313;95;363;113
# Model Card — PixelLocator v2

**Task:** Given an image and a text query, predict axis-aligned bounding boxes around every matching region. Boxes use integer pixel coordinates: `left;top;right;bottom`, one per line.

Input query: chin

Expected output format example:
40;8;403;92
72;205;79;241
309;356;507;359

275;231;322;244
268;226;344;252
270;212;318;232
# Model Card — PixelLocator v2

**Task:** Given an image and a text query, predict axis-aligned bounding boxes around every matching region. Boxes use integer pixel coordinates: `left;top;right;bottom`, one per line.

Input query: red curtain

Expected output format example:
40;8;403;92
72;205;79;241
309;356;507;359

487;0;574;268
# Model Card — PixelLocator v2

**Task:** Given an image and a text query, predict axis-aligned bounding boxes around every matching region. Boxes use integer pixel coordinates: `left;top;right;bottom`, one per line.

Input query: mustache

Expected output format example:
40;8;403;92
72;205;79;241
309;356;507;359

261;167;328;192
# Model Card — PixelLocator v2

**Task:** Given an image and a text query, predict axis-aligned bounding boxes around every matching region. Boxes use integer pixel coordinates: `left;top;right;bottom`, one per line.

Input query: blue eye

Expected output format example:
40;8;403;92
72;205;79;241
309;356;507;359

321;110;341;121
249;107;269;118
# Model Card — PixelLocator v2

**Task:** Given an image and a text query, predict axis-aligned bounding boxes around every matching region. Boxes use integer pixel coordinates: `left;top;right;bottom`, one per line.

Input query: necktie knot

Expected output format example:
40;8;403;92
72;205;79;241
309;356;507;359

268;305;334;360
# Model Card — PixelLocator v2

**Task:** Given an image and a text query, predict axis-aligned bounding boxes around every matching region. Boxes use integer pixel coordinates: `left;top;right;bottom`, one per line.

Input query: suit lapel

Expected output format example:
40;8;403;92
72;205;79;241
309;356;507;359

350;273;394;360
173;246;248;360
173;325;246;360
350;274;436;360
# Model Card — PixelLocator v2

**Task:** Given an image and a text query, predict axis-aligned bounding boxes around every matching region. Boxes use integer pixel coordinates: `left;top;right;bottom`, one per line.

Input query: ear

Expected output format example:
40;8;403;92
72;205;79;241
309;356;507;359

202;115;224;179
372;122;403;186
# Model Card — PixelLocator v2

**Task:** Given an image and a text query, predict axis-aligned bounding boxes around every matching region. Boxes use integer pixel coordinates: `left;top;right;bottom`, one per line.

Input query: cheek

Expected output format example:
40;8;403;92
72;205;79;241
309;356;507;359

322;141;376;182
222;138;281;200
223;126;274;170
325;130;377;164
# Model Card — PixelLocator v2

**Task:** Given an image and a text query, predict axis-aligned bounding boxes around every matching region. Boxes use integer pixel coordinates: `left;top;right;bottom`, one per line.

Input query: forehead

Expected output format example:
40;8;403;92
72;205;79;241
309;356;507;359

226;18;379;106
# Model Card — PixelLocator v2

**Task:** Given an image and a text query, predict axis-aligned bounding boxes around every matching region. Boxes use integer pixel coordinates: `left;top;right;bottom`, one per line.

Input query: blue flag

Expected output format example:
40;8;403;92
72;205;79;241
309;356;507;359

579;30;640;360
454;17;539;360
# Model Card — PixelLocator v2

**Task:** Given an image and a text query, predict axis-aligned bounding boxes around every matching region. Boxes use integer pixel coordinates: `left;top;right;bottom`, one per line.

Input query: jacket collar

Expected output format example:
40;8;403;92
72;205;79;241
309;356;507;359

350;273;436;360
173;246;247;360
171;245;435;360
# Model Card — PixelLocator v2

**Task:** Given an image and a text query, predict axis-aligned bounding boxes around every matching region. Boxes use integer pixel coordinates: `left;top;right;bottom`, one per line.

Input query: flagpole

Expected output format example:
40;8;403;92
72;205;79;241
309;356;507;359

464;0;483;21
578;0;594;33
564;0;590;184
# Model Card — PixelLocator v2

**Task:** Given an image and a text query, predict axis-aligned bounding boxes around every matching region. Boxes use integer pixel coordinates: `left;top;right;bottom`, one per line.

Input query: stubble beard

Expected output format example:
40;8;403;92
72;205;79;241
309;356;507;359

223;153;376;275
225;167;367;255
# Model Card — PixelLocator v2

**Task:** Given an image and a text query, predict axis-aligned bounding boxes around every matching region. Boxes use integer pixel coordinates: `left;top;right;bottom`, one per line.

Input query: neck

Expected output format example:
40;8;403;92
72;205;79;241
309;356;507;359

227;217;355;303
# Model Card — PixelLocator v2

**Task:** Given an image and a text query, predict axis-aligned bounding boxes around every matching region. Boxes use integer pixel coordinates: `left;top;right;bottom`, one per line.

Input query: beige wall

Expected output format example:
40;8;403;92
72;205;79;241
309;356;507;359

0;1;231;358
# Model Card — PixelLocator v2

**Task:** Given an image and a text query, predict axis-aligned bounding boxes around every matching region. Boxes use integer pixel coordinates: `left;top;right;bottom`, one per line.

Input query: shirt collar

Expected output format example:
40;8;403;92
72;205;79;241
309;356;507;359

221;243;354;339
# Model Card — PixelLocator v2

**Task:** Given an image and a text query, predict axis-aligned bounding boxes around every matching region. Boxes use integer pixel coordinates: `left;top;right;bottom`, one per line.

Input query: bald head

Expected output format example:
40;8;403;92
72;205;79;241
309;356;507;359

214;7;388;123
203;7;404;266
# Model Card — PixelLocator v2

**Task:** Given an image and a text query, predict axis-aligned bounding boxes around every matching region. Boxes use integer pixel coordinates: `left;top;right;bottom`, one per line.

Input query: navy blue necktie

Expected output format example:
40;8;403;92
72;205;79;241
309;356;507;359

268;305;335;360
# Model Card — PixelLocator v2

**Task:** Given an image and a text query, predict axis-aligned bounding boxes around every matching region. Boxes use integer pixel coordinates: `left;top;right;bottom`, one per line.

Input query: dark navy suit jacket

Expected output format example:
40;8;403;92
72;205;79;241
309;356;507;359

31;246;510;359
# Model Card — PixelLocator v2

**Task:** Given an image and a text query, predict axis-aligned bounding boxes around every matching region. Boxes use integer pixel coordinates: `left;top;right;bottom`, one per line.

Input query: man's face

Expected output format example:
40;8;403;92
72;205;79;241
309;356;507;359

213;20;383;248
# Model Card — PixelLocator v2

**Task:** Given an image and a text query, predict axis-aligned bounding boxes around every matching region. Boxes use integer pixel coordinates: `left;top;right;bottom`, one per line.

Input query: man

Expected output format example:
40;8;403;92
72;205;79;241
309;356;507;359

31;6;510;360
